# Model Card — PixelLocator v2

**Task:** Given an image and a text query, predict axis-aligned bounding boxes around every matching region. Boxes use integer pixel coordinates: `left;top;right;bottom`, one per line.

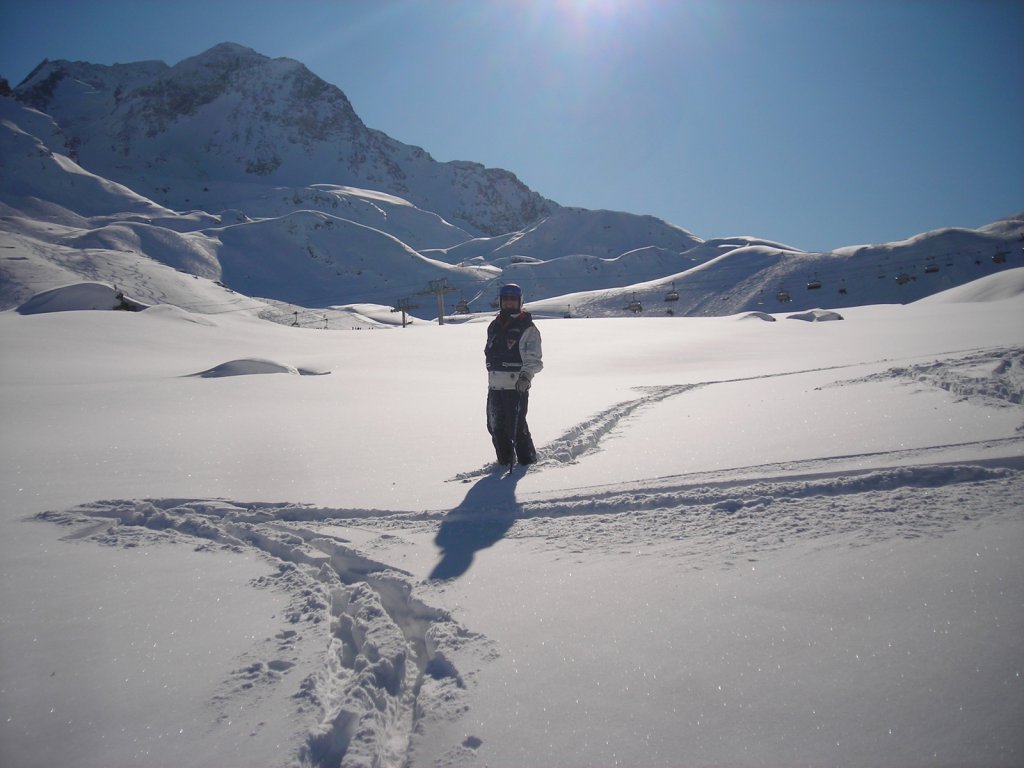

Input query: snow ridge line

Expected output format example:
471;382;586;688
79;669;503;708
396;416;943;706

504;461;1024;563
521;436;1024;504
38;500;486;768
516;462;1015;520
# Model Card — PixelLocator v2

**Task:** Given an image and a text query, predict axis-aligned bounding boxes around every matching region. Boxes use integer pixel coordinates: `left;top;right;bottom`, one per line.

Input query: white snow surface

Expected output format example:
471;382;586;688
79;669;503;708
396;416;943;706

1;274;1023;768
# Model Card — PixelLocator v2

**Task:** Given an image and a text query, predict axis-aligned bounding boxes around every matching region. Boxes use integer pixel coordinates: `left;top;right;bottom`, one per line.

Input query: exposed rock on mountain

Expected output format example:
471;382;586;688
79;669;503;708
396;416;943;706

14;43;555;237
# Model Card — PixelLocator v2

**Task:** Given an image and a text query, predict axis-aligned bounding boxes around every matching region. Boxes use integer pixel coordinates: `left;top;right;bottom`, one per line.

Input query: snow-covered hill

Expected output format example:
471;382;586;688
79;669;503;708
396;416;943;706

527;218;1024;318
2;43;1022;320
1;270;1021;768
12;43;555;238
209;210;493;308
6;43;1021;323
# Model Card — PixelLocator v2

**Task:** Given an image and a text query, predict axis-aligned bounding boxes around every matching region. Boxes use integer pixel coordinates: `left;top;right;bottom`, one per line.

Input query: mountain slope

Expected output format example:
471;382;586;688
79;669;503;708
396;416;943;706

526;217;1024;318
209;210;493;307
4;43;1022;320
13;43;555;238
0;98;177;221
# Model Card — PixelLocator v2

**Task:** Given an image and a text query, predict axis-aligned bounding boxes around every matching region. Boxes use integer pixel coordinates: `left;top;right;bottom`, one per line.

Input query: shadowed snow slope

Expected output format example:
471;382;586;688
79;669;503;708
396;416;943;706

915;265;1024;304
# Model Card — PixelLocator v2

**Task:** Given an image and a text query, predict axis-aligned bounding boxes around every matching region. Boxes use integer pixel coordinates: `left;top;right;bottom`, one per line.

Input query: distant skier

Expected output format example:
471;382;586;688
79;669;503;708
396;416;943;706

485;283;543;466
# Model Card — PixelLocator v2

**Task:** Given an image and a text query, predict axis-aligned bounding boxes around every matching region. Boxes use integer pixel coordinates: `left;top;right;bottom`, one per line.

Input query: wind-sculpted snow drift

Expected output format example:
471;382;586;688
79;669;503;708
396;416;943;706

189;358;330;377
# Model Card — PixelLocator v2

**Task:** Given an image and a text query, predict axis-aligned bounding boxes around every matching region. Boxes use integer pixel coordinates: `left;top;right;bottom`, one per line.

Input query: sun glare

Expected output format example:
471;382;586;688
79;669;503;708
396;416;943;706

556;0;636;29
540;0;660;53
561;0;625;18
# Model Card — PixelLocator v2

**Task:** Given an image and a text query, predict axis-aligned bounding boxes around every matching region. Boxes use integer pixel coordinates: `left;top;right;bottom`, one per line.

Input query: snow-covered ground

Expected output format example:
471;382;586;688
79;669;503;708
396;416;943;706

1;273;1022;768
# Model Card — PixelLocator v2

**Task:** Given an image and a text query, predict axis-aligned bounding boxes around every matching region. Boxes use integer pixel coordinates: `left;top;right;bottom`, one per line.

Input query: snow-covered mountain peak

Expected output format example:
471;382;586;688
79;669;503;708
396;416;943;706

15;56;169;111
12;43;556;237
172;41;266;70
137;41;361;137
3;42;1021;320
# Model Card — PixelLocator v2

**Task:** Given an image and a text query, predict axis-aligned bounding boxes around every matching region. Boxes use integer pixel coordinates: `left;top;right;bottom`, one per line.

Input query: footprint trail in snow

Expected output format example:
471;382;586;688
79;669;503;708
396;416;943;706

35;345;1024;767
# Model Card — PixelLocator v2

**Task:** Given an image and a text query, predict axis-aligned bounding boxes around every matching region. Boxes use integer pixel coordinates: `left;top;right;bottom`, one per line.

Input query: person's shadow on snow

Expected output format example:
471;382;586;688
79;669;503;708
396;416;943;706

429;471;521;581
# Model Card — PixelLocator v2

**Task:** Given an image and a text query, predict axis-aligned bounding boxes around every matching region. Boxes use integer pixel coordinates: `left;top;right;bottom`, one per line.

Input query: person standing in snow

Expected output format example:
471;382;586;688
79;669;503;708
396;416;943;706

484;283;543;466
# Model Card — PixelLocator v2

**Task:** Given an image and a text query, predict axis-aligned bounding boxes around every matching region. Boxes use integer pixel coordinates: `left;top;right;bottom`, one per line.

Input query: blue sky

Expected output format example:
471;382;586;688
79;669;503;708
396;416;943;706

1;0;1021;251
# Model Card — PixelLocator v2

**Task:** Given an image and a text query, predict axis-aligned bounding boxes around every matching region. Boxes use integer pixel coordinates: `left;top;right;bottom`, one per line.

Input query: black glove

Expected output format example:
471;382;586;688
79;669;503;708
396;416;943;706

516;373;532;393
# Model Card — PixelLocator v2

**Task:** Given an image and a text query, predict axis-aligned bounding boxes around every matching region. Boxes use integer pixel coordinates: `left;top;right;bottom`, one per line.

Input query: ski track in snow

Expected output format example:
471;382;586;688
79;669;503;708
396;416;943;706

825;345;1024;415
39;500;492;768
452;345;1024;483
35;346;1024;767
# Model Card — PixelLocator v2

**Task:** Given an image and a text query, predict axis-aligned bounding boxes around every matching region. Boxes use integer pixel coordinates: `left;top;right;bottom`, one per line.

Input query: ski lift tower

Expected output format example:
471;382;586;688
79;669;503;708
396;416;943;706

390;297;419;328
418;279;458;326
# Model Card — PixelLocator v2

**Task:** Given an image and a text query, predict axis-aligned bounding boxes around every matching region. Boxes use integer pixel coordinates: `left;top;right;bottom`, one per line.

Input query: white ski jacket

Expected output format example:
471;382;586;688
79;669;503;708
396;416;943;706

485;317;543;390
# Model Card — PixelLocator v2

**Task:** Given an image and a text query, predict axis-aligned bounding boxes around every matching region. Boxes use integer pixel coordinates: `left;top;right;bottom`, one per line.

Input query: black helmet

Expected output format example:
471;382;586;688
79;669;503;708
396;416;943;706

498;283;523;312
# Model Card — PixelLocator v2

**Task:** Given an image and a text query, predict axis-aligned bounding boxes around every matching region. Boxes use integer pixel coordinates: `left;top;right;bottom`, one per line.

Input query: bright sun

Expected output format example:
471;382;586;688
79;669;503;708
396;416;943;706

547;0;657;44
558;0;631;21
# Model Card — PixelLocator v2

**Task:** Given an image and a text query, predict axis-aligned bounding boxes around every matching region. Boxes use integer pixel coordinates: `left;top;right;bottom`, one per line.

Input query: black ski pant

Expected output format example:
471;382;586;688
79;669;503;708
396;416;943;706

486;388;536;465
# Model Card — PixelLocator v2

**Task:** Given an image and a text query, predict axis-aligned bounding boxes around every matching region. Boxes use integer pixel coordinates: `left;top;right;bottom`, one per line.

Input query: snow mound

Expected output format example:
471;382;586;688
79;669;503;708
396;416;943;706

787;308;844;322
737;311;777;322
191;358;329;377
916;267;1024;304
16;282;149;315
